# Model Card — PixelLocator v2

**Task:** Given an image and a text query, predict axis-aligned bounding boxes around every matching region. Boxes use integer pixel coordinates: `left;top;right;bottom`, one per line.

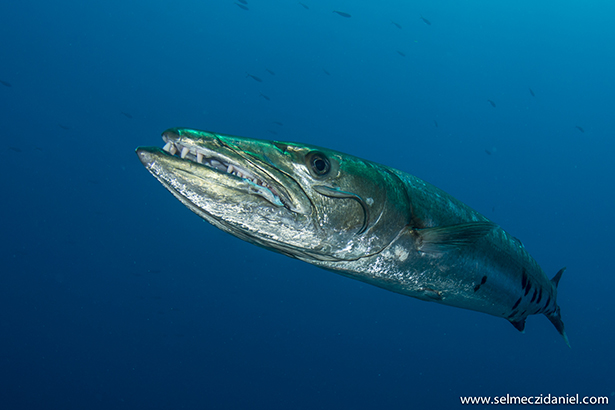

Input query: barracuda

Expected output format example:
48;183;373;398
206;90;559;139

136;128;569;346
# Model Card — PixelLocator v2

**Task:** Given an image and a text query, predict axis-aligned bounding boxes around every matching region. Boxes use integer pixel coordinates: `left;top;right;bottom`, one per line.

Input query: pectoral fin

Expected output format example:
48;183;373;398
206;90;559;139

416;222;497;254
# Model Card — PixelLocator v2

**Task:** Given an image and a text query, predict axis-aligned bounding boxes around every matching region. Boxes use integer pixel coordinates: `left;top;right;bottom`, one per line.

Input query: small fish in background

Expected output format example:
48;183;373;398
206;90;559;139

391;20;402;29
529;88;535;97
121;111;133;119
235;2;249;11
575;125;585;133
434;120;438;128
299;2;309;9
8;146;22;153
267;130;278;135
485;149;492;155
396;50;406;57
58;124;71;130
487;99;496;108
322;68;331;75
420;15;431;25
265;68;275;75
259;92;270;101
237;0;248;4
333;10;351;18
246;73;262;82
273;121;284;126
0;80;12;87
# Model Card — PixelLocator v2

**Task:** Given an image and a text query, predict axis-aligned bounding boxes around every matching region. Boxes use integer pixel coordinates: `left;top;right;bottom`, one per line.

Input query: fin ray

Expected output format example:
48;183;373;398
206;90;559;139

417;222;497;253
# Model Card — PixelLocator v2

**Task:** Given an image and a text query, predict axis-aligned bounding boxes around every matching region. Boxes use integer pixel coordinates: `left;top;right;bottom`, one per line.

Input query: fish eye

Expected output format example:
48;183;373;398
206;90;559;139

306;151;331;177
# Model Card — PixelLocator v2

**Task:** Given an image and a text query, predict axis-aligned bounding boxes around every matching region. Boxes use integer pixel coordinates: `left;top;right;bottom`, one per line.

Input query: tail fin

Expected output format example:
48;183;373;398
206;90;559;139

547;306;570;347
548;267;570;347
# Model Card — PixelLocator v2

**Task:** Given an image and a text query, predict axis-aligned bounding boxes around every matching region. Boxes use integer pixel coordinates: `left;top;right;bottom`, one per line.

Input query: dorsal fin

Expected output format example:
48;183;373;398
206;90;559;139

551;267;566;287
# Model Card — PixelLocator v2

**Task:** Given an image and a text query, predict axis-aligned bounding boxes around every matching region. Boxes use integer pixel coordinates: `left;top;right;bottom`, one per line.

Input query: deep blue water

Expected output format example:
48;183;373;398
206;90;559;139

1;1;614;409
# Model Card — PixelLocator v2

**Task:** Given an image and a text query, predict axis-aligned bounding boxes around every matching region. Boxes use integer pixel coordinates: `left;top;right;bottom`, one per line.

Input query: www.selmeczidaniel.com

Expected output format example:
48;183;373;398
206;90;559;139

460;393;609;405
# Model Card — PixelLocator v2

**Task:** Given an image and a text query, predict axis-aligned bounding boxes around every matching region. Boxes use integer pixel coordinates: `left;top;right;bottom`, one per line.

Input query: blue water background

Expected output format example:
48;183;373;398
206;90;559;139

1;1;614;408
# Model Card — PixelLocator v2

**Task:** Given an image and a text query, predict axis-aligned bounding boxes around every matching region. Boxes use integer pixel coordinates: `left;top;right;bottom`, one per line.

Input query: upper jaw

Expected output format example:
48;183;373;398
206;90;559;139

151;129;309;214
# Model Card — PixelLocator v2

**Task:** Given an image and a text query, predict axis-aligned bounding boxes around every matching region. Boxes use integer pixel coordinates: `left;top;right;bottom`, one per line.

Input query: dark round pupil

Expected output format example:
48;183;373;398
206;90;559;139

313;158;327;172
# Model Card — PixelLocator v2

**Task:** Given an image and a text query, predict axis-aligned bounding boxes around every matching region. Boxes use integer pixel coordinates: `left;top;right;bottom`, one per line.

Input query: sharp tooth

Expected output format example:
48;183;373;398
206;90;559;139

180;147;189;159
163;142;172;152
227;165;234;174
197;152;203;163
169;144;177;155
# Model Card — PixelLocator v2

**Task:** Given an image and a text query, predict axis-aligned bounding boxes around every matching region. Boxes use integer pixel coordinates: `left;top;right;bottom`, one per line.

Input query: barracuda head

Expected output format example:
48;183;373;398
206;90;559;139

136;128;411;263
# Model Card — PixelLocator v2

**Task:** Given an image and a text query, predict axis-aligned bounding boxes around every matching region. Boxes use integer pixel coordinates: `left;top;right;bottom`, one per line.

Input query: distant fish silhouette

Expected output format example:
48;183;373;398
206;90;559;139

575;125;585;133
0;80;11;87
237;0;248;4
396;50;406;57
333;10;351;18
420;15;431;25
487;99;496;108
391;20;402;29
8;146;22;153
266;68;276;75
268;130;278;135
299;2;309;9
323;69;331;75
529;88;535;97
434;120;438;128
246;73;262;82
485;149;492;155
273;121;283;126
121;111;133;118
235;3;249;10
259;92;270;101
58;124;71;130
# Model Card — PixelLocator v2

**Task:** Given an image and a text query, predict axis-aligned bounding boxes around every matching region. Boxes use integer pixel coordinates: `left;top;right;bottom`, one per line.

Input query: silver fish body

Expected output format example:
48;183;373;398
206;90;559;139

136;128;568;345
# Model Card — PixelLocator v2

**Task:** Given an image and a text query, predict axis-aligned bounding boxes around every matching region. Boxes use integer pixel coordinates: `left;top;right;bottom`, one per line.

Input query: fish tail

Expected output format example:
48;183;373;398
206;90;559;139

546;306;570;348
546;267;570;347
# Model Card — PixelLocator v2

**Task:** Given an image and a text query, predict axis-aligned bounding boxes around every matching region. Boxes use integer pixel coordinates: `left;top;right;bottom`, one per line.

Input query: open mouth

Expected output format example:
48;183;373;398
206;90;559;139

159;133;287;208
